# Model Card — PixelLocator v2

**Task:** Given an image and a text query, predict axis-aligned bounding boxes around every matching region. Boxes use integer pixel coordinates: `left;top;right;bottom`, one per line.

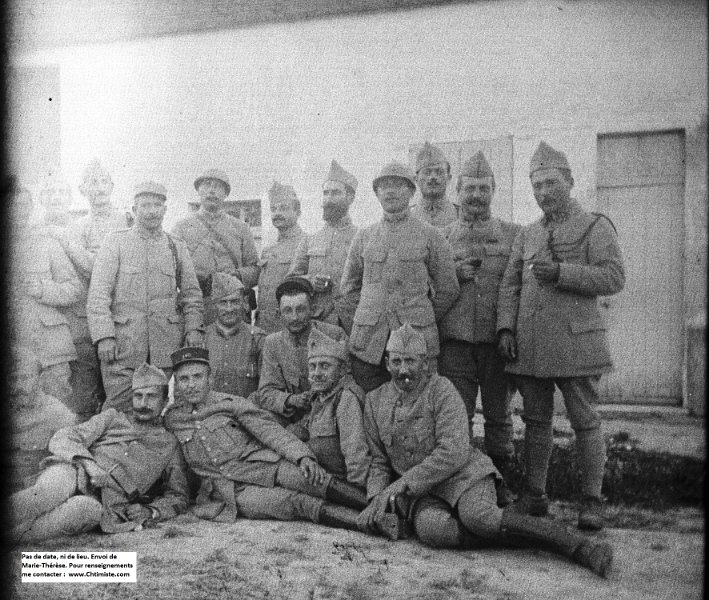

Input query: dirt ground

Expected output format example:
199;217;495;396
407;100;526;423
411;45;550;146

8;504;704;600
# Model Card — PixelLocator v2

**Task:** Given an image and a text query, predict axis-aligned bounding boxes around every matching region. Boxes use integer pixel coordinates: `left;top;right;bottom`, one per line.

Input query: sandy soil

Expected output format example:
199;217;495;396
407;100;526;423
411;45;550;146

8;505;703;600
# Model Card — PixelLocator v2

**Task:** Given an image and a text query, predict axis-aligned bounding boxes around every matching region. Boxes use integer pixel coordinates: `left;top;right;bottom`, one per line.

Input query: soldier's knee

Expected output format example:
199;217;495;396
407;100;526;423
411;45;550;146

412;498;464;549
36;464;78;503
59;496;102;535
457;480;502;538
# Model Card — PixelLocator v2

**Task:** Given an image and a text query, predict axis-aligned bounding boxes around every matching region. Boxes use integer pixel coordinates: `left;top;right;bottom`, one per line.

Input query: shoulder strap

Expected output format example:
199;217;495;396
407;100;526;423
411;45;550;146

166;233;182;289
591;212;618;235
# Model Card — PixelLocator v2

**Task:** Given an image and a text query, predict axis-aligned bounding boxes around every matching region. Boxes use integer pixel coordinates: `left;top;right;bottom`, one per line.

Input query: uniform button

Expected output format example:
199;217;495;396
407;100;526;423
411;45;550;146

213;458;217;463
206;447;211;451
201;436;206;440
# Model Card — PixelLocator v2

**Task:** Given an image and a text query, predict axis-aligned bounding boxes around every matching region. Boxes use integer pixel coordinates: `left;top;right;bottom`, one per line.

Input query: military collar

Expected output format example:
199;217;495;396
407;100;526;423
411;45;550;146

90;204;115;220
327;214;353;230
215;321;244;338
197;209;226;224
392;373;430;404
134;223;164;241
542;200;578;227
286;321;313;347
312;378;345;405
382;207;410;223
419;196;449;213
277;223;304;242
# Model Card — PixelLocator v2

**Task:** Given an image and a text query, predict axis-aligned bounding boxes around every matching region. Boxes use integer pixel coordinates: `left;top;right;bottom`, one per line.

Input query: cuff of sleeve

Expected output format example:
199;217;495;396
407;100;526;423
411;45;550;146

556;262;579;290
91;323;117;344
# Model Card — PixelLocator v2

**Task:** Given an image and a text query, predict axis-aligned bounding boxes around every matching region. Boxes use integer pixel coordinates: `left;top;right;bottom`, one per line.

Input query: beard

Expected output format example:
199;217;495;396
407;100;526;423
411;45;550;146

322;203;348;224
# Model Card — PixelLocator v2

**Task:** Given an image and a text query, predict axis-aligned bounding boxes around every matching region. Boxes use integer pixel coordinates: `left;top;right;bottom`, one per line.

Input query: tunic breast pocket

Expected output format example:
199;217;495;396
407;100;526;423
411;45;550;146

203;417;241;465
363;248;387;283
407;417;435;454
117;262;144;298
307;247;328;274
483;243;511;277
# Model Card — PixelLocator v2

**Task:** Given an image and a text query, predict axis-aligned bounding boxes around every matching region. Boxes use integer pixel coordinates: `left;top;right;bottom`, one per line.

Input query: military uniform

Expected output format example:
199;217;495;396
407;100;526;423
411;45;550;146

497;142;625;515
257;320;347;421
340;208;459;390
87;222;203;413
10;391;77;493
301;375;370;487
11;408;189;541
411;193;459;228
10;227;81;404
256;223;305;333
171;211;259;323
205;321;266;398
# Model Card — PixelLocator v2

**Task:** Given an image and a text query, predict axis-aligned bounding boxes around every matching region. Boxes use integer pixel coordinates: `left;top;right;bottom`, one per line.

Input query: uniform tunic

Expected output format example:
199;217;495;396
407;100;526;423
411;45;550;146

411;197;459;229
256;224;305;333
288;216;358;331
363;374;496;505
166;391;315;486
46;409;189;532
171;211;260;289
10;392;77;493
497;201;625;377
339;209;459;364
441;217;520;344
205;321;266;398
257;320;348;419
300;375;370;486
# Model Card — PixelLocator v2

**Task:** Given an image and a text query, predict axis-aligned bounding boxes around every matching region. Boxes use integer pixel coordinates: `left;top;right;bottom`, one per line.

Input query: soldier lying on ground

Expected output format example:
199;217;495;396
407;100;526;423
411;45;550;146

164;346;370;532
9;363;189;543
358;323;613;578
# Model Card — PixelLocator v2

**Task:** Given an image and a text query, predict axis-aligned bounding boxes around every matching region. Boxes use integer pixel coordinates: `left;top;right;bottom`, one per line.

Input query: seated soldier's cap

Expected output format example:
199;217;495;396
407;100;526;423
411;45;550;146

307;327;348;362
275;275;314;303
211;272;245;301
133;181;167;201
268;181;298;204
372;162;417;192
132;362;169;390
386;323;427;355
460;151;494;179
529;141;571;177
171;346;210;369
324;160;358;194
415;142;449;174
194;168;231;196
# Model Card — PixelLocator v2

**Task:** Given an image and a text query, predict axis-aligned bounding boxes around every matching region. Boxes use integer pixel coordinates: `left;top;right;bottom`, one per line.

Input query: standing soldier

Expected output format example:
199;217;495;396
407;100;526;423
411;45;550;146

88;181;204;414
10;182;81;405
47;160;131;420
256;181;305;333
288;160;359;333
411;142;458;228
497;142;625;530
340;162;459;393
439;151;520;505
206;272;266;398
172;168;260;324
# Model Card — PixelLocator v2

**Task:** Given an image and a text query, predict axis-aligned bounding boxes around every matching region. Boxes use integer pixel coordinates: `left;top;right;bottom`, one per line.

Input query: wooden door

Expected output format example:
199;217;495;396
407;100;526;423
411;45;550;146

596;131;685;404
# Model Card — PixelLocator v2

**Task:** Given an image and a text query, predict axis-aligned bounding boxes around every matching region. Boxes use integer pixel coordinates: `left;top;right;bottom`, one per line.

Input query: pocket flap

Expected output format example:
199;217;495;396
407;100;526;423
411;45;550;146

485;243;510;257
523;248;537;261
113;315;130;325
167;314;182;324
203;414;234;431
39;311;68;327
570;317;606;334
363;248;387;262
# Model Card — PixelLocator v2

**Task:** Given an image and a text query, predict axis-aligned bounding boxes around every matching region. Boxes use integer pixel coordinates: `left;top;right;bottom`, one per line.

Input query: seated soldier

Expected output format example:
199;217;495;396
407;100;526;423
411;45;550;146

257;276;347;430
10;363;189;543
205;272;266;398
9;347;77;495
164;346;368;531
358;324;613;578
299;327;371;488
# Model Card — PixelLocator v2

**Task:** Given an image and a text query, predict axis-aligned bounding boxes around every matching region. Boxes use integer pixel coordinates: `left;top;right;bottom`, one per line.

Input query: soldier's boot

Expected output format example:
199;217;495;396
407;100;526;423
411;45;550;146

411;497;485;549
325;478;368;511
317;503;363;532
489;454;518;508
375;494;414;541
499;509;613;578
575;427;607;531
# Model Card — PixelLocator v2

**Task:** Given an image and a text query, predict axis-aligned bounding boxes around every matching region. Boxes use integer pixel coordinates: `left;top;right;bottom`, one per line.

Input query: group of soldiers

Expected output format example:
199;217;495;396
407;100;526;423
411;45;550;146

8;139;625;578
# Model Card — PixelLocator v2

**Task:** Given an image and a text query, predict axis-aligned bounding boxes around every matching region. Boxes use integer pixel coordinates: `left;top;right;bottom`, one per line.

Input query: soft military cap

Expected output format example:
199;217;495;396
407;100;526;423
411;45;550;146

171;346;210;369
80;158;113;187
372;162;417;192
268;181;298;204
386;323;427;355
211;272;245;301
194;169;231;196
324;160;358;194
415;142;449;174
529;141;571;176
275;275;314;303
307;327;348;362
460;151;494;179
133;181;167;201
132;362;169;390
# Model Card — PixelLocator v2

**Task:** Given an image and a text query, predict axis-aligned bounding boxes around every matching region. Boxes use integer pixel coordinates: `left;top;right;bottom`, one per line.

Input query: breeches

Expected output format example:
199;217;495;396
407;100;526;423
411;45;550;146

39;363;72;405
10;464;102;543
439;340;514;456
234;485;322;522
